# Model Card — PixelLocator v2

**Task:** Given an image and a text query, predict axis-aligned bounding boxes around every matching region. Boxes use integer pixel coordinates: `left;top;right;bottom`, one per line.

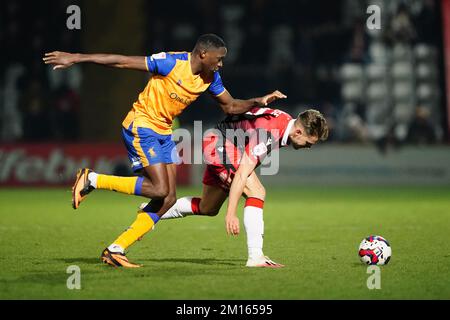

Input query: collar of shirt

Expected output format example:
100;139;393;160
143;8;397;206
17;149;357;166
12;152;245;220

281;119;296;147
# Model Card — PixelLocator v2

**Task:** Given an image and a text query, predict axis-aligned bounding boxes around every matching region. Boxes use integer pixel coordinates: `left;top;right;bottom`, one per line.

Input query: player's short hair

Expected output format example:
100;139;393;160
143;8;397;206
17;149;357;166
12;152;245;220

296;109;329;141
194;34;226;52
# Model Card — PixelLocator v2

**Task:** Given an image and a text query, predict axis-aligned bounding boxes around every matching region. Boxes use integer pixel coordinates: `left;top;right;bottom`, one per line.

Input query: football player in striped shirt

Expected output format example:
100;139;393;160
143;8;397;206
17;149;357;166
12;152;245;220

156;108;329;267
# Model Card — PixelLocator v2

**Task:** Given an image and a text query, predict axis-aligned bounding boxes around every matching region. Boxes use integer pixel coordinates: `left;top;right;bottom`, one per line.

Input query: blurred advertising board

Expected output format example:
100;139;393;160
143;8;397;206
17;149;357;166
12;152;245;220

0;144;190;186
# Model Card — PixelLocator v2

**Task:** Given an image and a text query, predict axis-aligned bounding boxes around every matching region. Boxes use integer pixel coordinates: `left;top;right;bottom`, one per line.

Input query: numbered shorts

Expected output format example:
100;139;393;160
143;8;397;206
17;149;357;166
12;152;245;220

121;124;179;172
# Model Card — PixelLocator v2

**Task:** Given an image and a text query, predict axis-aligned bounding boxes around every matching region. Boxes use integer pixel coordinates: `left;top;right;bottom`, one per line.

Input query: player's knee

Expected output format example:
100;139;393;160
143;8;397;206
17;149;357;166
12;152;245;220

154;183;171;199
140;174;171;199
260;186;266;200
247;185;266;200
258;185;266;200
199;204;220;216
206;210;220;216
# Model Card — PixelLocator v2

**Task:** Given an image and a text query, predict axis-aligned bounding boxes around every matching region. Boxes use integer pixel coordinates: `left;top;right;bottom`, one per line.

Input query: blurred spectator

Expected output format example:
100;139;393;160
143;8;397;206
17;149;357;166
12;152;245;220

318;101;338;142
220;1;245;66
340;102;370;143
344;18;369;63
406;106;437;144
1;64;25;141
266;24;295;94
387;3;417;45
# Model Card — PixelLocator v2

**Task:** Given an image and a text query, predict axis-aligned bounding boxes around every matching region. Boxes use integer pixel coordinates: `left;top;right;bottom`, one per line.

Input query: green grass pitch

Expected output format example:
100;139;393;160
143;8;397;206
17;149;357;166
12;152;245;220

0;186;449;299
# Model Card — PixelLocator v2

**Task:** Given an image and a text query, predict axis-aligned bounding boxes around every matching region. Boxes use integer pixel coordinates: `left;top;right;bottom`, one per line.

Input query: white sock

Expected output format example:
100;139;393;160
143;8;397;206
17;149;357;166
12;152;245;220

108;244;124;254
88;172;98;188
244;202;264;260
160;197;198;220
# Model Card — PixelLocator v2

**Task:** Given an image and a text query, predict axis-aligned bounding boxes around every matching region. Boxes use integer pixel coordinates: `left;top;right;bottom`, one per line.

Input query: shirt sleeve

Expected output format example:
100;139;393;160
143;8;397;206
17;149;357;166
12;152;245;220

208;72;226;96
145;52;176;76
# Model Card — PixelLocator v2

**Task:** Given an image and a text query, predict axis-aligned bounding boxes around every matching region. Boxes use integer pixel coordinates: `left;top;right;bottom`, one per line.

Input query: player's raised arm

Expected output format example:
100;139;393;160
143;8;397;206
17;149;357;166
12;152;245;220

214;90;287;115
43;51;148;71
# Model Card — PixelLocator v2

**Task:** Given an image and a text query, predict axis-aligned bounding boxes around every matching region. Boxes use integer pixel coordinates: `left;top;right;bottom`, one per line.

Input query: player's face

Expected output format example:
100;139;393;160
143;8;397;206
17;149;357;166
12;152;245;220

202;47;227;72
290;128;319;150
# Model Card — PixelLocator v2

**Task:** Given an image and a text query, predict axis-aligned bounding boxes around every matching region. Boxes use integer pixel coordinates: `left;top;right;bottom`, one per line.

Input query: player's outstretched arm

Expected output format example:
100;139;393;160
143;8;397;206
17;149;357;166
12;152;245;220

215;90;287;115
225;153;257;236
43;51;147;71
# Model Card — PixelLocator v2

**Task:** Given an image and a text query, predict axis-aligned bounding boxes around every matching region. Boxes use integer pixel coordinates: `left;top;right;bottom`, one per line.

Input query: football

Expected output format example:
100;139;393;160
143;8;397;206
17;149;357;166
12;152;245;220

358;235;392;265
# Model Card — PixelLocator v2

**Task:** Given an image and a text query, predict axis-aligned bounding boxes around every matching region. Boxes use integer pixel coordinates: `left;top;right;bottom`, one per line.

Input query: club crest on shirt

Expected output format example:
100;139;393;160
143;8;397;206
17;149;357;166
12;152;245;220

252;143;268;157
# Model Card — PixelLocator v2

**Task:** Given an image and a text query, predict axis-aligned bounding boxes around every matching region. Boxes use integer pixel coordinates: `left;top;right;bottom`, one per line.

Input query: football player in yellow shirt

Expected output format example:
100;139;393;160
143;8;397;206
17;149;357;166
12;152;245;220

43;34;286;268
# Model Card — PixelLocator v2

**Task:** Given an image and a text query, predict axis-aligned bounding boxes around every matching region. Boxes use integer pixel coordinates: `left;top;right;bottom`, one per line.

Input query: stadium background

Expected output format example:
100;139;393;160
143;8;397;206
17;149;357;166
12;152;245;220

1;0;450;300
1;0;449;187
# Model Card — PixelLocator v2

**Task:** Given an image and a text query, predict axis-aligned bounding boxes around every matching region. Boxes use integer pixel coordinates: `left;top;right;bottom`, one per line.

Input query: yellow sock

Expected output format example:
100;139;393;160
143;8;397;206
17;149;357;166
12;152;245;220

97;175;144;195
113;211;159;250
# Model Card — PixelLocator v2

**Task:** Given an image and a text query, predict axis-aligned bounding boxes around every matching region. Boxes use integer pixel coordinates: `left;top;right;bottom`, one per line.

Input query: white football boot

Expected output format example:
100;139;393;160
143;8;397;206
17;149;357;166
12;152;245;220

246;256;285;268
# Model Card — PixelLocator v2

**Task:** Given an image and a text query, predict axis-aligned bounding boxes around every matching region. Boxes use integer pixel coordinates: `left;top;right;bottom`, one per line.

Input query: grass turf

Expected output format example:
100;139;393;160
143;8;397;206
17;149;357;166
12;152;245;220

0;186;449;299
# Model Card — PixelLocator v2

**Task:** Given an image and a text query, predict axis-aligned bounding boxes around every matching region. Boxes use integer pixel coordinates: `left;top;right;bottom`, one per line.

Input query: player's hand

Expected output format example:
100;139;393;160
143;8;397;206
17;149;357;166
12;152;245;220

225;214;240;236
257;90;287;107
43;51;77;70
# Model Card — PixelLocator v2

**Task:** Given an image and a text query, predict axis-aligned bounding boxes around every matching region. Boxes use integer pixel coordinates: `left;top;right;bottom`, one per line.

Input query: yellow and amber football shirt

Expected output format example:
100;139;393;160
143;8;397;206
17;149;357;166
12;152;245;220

122;52;226;135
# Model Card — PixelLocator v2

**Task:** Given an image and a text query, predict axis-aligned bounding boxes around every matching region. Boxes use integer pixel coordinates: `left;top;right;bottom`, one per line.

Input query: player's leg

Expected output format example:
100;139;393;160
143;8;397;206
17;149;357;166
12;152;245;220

243;172;284;268
159;163;230;220
159;131;230;218
72;126;174;209
100;164;172;268
101;129;178;267
101;168;174;268
139;130;181;217
140;163;178;217
159;182;228;220
74;164;171;201
198;183;228;216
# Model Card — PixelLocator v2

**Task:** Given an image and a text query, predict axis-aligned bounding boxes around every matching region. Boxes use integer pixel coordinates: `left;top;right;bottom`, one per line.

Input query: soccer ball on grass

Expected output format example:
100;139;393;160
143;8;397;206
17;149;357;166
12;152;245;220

358;235;391;265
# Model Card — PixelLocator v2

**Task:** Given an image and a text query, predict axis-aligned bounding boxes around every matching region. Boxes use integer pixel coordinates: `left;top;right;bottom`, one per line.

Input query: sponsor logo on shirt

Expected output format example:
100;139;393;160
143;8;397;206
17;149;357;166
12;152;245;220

169;92;193;105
